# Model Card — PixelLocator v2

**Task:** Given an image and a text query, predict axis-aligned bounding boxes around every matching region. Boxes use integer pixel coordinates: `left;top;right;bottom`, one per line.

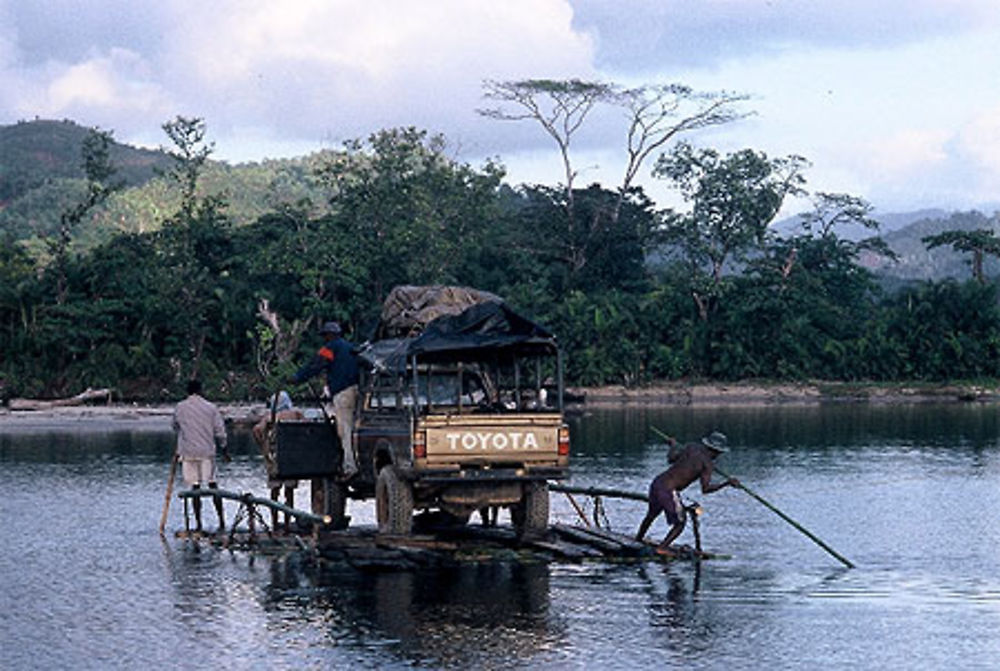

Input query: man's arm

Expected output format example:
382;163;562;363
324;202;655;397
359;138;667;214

699;457;737;494
292;346;335;384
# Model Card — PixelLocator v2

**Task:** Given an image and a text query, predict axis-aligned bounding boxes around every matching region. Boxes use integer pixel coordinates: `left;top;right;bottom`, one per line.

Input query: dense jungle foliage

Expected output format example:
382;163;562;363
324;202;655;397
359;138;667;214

2;118;1000;401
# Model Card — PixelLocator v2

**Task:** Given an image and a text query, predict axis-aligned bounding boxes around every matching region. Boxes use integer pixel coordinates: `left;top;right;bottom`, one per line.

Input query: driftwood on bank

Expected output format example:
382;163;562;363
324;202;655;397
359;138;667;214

9;387;112;411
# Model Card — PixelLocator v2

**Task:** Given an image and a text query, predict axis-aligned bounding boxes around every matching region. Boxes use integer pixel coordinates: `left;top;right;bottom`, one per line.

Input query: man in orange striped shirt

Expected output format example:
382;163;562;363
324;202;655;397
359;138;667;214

292;321;360;479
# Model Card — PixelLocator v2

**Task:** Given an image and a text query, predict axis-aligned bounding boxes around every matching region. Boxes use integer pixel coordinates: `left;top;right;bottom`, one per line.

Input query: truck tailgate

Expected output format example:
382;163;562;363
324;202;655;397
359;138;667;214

420;413;563;466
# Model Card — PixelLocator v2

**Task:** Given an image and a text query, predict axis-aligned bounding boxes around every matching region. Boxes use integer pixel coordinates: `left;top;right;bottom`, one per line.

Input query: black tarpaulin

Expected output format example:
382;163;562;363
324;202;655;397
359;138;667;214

410;300;554;354
359;301;556;373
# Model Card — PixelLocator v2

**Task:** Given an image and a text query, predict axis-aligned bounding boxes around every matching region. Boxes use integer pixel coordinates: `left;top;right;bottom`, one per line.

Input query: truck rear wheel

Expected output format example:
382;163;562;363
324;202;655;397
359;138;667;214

376;466;413;535
512;481;549;540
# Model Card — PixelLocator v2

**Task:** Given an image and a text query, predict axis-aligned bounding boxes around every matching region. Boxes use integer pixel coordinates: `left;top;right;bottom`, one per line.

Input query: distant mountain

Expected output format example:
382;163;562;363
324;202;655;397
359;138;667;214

772;206;1000;282
772;208;949;242
868;210;1000;282
0;118;333;247
0;118;173;204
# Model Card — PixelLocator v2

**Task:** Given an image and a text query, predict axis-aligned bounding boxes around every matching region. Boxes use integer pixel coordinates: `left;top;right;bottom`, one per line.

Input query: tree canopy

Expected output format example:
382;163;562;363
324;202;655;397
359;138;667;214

2;112;999;401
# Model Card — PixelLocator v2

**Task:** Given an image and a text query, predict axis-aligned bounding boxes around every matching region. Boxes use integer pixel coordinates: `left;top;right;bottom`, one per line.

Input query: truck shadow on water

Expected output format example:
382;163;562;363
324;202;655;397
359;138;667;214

263;556;566;666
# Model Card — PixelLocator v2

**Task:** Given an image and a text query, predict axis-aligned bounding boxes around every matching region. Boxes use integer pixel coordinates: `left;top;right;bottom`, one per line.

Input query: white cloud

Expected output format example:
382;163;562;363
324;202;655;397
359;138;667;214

867;129;950;176
954;105;1000;202
959;105;1000;175
2;0;1000;213
0;0;597;158
155;0;596;153
45;48;162;111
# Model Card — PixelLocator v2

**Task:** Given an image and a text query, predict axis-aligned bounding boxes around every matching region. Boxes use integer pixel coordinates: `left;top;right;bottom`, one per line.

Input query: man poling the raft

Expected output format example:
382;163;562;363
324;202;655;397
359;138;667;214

647;425;855;568
635;429;740;557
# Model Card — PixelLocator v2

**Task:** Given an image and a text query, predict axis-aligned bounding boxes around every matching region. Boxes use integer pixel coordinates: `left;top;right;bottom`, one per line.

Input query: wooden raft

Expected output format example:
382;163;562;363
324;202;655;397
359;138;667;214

173;487;725;570
177;522;723;571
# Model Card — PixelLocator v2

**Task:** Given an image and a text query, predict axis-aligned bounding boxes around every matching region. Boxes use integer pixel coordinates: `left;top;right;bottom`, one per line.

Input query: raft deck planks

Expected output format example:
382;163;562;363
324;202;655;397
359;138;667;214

177;523;723;569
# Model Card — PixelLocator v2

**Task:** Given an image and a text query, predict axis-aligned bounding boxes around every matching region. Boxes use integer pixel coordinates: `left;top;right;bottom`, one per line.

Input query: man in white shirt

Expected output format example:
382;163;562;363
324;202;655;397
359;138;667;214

173;379;230;533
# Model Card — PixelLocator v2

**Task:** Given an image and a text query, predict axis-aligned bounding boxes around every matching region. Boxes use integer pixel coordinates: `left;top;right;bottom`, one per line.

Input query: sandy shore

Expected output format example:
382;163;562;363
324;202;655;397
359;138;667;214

1;381;996;429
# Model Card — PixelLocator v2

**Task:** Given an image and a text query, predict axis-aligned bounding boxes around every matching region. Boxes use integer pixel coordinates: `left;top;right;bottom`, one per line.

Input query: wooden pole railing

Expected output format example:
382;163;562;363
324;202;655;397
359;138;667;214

177;488;331;526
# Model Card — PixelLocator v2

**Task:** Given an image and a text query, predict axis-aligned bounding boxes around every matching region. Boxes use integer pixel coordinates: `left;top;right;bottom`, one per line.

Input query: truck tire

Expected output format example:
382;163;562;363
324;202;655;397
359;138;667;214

512;481;549;540
376;466;413;535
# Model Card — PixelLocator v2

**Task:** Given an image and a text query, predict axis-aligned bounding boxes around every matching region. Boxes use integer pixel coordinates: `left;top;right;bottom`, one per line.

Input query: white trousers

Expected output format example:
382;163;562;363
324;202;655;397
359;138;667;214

329;385;358;473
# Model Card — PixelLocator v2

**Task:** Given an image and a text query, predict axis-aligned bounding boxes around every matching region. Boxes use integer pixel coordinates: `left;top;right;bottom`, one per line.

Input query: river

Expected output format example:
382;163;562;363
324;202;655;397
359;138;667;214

1;403;998;669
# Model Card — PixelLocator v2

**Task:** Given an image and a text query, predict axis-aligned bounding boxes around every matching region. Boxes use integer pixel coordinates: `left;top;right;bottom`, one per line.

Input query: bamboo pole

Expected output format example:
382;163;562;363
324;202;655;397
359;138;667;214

158;453;179;536
650;425;855;569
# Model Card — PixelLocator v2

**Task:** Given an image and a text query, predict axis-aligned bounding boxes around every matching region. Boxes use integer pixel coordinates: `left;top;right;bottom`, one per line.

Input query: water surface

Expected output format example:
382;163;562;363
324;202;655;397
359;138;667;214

2;404;999;669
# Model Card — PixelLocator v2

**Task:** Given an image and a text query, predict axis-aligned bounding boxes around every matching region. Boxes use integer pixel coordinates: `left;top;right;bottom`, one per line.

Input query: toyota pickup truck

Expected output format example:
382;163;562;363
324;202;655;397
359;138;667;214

274;286;570;539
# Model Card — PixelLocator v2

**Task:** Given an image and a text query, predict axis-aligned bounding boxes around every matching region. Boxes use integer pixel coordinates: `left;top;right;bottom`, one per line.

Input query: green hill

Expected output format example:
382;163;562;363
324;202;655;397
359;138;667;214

0;118;334;250
0;118;173;204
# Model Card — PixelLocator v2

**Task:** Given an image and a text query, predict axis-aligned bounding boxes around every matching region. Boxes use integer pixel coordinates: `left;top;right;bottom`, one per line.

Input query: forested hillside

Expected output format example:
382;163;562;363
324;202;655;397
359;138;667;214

0;119;335;256
0;119;171;202
874;211;1000;281
2;117;999;401
3;119;994;282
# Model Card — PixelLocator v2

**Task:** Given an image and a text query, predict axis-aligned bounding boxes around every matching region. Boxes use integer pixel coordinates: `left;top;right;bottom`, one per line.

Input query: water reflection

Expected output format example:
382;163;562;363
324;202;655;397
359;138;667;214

570;402;1000;454
259;559;561;668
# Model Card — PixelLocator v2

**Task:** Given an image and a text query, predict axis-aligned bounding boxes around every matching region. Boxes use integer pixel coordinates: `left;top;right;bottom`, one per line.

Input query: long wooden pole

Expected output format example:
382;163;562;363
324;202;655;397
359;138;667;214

158;452;179;536
178;488;331;526
650;425;855;569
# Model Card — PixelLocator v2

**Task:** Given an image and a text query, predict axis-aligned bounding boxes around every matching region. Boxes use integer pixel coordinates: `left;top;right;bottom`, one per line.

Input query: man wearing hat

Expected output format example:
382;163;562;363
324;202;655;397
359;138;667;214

292;321;360;484
635;430;739;557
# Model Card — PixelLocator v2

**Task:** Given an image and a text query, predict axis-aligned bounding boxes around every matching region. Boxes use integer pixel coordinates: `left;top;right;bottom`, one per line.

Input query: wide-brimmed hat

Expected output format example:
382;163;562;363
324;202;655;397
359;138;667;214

319;321;342;335
702;431;729;453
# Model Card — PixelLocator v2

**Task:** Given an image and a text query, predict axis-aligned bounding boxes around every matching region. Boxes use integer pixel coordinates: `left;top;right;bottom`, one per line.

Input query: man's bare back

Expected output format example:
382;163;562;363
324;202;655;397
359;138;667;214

660;444;719;494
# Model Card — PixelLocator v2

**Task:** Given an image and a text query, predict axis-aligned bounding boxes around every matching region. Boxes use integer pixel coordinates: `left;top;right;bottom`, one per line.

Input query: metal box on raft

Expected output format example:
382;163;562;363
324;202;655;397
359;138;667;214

273;421;342;479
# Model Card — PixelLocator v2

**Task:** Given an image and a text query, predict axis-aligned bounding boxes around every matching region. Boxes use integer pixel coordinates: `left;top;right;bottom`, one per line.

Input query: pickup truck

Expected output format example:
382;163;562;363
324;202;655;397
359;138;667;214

274;286;570;539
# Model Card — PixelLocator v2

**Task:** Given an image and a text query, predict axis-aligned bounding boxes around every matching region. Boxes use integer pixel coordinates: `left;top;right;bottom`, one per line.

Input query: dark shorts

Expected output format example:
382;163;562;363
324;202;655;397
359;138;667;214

648;476;686;526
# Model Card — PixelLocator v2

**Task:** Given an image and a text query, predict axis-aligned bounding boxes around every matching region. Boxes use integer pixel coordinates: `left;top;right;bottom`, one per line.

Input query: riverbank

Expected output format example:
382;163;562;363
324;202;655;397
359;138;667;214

569;381;1000;406
1;381;997;429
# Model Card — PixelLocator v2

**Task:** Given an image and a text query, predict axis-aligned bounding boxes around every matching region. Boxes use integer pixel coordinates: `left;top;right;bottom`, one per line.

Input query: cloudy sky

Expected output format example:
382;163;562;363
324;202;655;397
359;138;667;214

2;0;999;215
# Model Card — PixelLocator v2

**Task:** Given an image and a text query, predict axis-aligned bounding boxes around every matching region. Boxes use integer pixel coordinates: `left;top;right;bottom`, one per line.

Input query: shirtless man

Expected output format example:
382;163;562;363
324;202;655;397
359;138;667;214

635;431;739;557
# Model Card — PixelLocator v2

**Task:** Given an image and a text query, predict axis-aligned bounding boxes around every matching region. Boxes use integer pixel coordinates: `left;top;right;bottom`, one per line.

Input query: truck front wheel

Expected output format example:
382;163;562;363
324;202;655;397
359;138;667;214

512;481;549;540
376;466;413;535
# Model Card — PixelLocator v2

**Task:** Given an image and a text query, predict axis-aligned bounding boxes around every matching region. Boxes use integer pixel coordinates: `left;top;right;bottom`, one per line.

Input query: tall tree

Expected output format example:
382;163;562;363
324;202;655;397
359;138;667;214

158;116;233;381
162;116;213;219
922;228;1000;284
614;84;750;221
480;79;614;217
479;79;748;283
654;142;807;321
47;127;121;304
